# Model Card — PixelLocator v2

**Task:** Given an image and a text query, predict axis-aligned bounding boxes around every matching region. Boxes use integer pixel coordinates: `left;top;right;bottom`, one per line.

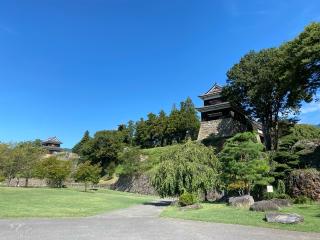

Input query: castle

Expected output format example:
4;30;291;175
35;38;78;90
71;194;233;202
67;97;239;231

196;84;263;141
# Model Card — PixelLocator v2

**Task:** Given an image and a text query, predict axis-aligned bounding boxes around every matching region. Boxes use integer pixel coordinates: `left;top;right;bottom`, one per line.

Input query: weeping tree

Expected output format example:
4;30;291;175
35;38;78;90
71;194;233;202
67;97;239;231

152;141;220;200
219;132;274;195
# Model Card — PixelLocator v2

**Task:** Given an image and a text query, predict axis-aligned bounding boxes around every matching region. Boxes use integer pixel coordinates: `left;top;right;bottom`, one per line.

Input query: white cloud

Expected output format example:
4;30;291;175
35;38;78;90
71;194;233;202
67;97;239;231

301;101;320;114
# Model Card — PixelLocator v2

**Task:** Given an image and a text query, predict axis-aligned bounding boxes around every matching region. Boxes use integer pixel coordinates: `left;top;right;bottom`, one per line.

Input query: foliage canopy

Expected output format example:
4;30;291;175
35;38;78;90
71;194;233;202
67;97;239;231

152;141;220;198
219;132;273;195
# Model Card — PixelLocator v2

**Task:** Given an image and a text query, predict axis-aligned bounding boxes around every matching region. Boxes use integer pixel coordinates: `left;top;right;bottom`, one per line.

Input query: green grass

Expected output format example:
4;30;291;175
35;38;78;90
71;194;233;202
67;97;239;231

0;187;155;218
161;202;320;232
141;145;180;174
141;145;179;163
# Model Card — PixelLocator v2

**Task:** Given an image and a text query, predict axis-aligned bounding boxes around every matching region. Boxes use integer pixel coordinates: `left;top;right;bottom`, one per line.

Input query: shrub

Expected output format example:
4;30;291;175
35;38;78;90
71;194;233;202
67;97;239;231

219;132;274;195
264;191;290;200
117;147;142;176
179;192;198;206
276;193;290;199
277;180;286;195
293;196;311;204
288;168;320;200
264;192;276;200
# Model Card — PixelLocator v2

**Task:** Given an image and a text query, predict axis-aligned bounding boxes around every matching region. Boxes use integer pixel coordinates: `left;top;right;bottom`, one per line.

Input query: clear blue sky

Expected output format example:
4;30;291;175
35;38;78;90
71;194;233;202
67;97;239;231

1;0;320;148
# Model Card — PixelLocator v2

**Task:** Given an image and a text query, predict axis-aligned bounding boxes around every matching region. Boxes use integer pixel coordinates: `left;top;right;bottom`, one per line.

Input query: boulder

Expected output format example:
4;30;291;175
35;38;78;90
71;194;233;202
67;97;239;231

265;213;304;224
250;200;280;212
228;195;254;208
271;199;291;208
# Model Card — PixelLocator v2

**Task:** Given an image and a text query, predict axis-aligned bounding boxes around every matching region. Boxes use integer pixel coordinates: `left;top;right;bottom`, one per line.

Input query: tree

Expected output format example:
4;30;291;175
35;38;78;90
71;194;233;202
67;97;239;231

15;141;46;187
178;97;200;140
224;48;294;150
0;144;18;186
224;23;320;150
166;98;200;144
135;118;149;148
280;22;320;104
219;132;273;195
152;141;220;199
78;130;125;176
72;130;91;154
118;121;136;146
157;110;168;146
74;162;101;191
36;157;72;187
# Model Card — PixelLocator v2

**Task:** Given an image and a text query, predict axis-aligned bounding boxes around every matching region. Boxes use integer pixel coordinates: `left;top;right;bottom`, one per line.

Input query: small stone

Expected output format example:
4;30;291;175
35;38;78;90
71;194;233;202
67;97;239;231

265;213;304;224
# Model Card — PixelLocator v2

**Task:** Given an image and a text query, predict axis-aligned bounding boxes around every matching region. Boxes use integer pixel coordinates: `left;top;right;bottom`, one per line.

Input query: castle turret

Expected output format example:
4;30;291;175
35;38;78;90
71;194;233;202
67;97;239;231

196;84;262;141
41;137;63;154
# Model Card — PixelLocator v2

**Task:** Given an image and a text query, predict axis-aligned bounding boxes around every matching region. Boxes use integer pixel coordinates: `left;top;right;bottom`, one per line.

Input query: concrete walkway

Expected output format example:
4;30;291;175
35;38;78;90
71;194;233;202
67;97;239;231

0;201;319;240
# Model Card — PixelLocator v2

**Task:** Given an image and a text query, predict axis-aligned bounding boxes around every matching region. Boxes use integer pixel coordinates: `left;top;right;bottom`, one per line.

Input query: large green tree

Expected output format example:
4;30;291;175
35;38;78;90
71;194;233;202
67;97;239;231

15;141;46;187
77;130;125;175
152;141;220;199
36;157;72;188
72;130;91;154
224;23;320;150
224;48;294;150
0;144;17;186
219;132;273;195
280;22;320;103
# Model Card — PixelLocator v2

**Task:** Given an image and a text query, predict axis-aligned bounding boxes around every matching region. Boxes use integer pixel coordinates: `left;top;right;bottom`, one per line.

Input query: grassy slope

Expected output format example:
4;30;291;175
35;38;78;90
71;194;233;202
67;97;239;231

140;145;179;174
0;187;154;218
162;203;320;232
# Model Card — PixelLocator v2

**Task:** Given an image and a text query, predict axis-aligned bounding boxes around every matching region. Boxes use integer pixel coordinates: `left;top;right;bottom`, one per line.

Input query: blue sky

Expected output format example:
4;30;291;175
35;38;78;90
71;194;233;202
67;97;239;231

0;0;319;148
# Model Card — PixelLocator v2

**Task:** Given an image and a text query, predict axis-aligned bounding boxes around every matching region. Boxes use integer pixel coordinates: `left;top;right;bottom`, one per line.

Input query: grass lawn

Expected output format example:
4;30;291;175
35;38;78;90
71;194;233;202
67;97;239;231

0;187;155;218
161;202;320;233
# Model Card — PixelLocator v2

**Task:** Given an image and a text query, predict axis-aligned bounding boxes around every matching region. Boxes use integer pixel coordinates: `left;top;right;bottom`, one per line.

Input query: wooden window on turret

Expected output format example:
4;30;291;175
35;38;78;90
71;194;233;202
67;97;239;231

204;99;224;106
208;112;223;118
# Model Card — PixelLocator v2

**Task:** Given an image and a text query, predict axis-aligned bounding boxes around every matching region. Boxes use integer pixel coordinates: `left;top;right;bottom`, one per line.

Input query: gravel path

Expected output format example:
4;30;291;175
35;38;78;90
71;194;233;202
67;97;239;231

0;200;319;240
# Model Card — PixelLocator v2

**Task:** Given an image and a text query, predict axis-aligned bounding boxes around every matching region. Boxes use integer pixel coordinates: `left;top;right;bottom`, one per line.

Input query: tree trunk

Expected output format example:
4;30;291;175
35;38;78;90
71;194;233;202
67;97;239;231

85;182;88;192
272;115;279;151
16;177;20;187
25;178;29;188
204;189;208;202
7;177;11;187
262;120;272;151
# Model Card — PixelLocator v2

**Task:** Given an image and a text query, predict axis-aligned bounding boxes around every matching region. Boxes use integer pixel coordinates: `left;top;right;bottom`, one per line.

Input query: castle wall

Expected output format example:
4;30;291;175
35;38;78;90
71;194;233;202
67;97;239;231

197;117;250;141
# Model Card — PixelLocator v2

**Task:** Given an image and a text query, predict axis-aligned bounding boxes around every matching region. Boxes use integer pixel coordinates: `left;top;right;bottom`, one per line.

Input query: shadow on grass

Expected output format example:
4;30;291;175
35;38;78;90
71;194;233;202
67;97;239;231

143;200;172;207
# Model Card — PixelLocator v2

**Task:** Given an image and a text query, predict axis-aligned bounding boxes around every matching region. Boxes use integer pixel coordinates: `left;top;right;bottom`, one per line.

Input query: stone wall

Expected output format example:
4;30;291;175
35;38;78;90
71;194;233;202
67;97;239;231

111;174;156;195
197;118;249;141
5;178;47;187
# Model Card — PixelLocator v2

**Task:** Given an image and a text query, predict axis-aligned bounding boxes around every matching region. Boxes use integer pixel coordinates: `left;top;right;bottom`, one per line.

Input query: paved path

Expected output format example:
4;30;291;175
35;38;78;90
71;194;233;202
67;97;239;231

0;201;319;240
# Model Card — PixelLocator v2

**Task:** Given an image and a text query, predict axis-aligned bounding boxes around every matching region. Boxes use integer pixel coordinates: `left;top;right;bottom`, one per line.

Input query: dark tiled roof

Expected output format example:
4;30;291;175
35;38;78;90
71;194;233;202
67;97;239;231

41;136;62;145
199;83;223;99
